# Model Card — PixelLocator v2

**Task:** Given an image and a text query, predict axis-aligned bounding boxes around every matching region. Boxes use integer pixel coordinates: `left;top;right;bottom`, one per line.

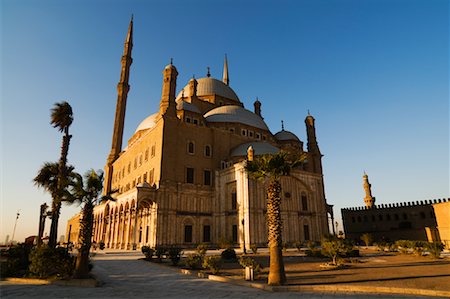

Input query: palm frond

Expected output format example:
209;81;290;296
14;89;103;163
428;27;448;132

50;101;73;132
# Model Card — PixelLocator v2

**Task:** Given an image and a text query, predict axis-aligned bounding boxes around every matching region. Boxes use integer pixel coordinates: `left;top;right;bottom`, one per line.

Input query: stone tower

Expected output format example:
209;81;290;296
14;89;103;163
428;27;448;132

159;60;178;117
104;16;133;194
305;112;323;174
363;172;376;208
222;54;229;85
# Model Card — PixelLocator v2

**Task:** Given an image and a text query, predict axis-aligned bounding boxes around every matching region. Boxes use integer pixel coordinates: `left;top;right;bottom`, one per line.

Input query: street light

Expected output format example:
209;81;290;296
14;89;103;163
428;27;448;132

11;210;20;244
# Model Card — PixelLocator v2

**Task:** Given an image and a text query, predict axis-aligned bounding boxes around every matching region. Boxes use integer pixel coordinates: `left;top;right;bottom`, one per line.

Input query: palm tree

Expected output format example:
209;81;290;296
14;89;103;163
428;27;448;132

49;101;73;248
245;151;306;286
72;169;104;279
34;162;76;245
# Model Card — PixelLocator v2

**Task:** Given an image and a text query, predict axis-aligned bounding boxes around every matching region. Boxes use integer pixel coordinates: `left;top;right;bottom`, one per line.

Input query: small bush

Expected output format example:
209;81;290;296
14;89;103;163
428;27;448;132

395;240;412;254
155;246;167;262
238;256;261;273
426;242;444;259
99;241;105;250
202;256;221;274
360;233;373;247
141;246;155;260
321;236;353;265
28;245;75;279
168;247;183;266
250;244;258;254
221;248;237;261
282;242;290;252
185;254;202;269
412;241;427;256
1;243;33;278
196;244;208;257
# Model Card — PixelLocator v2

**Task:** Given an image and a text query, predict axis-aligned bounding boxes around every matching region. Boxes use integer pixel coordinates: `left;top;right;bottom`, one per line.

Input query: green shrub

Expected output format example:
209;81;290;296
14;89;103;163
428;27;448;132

141;246;155;260
155;246;167;262
238;256;261;273
321;236;353;265
168;247;183;266
99;241;105;250
395;240;412;254
202;256;221;274
426;242;444;259
221;248;237;261
28;245;75;279
250;244;258;254
282;242;290;252
306;240;317;251
1;243;33;278
196;244;208;257
412;241;427;256
185;254;202;269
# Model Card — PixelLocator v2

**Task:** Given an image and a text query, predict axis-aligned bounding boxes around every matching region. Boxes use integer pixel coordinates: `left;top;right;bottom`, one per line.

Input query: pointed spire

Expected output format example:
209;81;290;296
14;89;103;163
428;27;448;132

281;120;284;130
123;15;133;56
223;54;229;85
206;66;211;77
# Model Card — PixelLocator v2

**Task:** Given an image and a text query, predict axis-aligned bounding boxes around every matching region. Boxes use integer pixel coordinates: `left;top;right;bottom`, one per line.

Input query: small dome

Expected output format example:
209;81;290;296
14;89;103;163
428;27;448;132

176;77;240;102
230;142;279;157
274;130;300;142
176;101;201;113
135;113;159;133
204;105;270;131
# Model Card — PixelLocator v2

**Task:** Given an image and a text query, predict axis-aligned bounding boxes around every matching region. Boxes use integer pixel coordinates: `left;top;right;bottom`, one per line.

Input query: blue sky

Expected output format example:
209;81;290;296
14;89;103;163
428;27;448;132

1;0;448;242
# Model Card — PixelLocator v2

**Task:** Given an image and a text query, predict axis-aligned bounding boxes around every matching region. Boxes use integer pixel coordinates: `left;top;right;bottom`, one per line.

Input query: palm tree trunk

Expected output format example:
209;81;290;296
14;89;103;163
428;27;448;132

49;130;71;248
266;179;286;286
74;201;94;278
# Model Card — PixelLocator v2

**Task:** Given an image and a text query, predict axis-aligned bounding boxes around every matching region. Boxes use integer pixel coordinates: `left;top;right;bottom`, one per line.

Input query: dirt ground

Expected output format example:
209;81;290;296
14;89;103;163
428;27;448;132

211;248;450;291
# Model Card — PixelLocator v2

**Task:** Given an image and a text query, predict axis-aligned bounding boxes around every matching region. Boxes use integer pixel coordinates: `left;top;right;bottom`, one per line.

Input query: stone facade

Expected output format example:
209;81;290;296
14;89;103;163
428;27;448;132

67;18;332;250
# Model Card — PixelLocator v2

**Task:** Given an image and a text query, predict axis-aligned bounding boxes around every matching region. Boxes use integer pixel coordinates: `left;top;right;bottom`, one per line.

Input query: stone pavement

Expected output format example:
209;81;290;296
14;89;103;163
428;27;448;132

0;252;432;299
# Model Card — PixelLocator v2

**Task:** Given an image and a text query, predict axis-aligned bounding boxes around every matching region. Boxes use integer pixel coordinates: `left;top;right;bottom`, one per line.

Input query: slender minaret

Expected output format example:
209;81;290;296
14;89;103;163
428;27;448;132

254;98;262;117
363;172;376;208
305;112;323;174
222;54;229;85
104;16;133;194
159;59;178;117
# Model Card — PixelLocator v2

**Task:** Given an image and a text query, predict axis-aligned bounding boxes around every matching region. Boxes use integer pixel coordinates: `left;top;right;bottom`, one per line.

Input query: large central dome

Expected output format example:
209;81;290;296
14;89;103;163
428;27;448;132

176;77;240;102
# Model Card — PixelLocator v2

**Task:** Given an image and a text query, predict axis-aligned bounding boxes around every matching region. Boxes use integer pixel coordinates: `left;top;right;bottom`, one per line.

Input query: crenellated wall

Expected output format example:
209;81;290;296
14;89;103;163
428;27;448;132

341;198;449;242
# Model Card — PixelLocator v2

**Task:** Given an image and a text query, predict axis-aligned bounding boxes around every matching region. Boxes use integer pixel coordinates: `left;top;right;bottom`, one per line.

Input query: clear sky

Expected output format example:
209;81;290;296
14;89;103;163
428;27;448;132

1;0;448;242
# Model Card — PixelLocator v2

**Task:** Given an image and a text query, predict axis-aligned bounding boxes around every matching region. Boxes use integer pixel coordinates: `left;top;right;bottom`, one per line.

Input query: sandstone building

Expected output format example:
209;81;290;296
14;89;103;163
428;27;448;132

342;173;449;245
68;18;333;250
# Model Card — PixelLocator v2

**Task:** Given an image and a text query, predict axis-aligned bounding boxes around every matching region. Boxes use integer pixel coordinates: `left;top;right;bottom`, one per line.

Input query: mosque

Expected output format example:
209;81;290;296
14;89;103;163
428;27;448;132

67;17;333;250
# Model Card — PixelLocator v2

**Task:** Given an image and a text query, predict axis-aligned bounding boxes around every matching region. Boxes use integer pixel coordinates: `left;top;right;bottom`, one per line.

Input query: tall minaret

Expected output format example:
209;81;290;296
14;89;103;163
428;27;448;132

104;16;133;194
222;54;229;85
159;59;178;117
363;172;376;208
305;112;323;174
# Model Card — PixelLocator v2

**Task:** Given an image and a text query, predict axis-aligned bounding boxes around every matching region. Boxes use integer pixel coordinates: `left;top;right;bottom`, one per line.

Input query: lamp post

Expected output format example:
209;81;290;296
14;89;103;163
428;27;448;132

241;218;246;254
37;203;48;246
11;210;20;245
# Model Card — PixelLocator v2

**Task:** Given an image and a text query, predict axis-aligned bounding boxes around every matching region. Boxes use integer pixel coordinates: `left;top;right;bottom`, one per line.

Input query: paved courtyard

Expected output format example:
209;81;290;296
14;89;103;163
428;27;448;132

0;252;433;298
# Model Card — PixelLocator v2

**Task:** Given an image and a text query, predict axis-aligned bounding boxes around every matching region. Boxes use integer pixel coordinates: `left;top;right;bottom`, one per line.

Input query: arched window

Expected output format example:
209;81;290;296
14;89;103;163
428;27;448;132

231;191;237;210
301;193;308;211
187;141;195;154
184;225;192;243
205;145;211;157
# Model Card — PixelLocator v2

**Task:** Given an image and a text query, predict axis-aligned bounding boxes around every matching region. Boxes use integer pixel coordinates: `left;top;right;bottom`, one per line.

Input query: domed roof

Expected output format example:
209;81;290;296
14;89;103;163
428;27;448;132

274;130;300;142
135;113;159;133
204;105;270;131
230;142;280;157
176;101;201;113
176;77;240;102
